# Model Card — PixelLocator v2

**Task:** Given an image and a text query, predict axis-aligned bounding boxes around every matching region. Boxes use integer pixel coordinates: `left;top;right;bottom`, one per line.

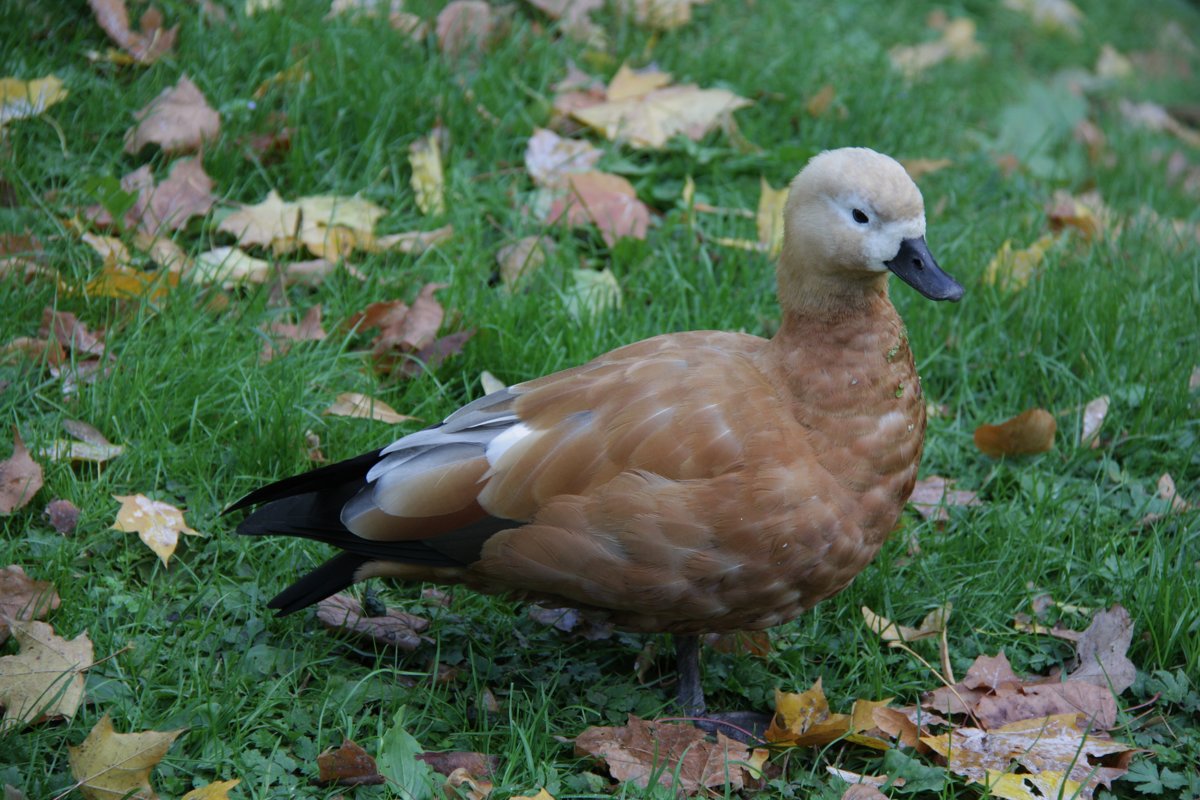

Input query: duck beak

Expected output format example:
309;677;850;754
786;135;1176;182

885;237;964;302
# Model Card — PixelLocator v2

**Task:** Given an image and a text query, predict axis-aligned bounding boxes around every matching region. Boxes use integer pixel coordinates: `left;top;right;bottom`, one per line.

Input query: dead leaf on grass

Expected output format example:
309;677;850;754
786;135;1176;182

974;408;1056;457
445;767;493;800
525;0;605;45
765;679;850;746
908;476;981;522
983;235;1056;291
417;750;499;778
181;780;241;800
525;128;604;189
88;0;178;64
1046;190;1115;240
0;566;60;644
902;158;953;180
889;17;984;79
1080;395;1109;447
260;305;326;363
528;605;614;641
38;418;124;465
547;171;650;245
111;494;203;567
839;785;889;800
125;76;220;155
323;393;417;424
497;236;555;287
409;132;446;216
565;268;621;317
316;738;385;786
437;0;496;57
1069;604;1135;694
0;76;68;127
1003;0;1083;37
0;619;93;731
69;714;185;800
45;499;81;535
0;431;43;515
316;593;428;650
1118;98;1200;148
618;0;708;31
862;604;951;643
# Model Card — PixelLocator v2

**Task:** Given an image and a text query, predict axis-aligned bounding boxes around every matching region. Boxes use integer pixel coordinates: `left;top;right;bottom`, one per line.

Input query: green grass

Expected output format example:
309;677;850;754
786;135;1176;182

3;0;1200;797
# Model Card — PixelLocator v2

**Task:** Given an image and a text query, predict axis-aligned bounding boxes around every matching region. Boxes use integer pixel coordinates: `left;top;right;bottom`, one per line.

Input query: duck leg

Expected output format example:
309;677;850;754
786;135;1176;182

674;634;706;716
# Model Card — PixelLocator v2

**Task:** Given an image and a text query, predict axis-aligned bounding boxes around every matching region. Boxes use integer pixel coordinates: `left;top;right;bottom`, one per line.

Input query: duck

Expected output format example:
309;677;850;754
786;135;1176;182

229;146;963;717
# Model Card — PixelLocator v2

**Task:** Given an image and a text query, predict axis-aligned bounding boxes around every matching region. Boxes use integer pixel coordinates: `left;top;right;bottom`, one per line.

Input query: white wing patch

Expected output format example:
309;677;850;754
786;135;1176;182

485;422;533;466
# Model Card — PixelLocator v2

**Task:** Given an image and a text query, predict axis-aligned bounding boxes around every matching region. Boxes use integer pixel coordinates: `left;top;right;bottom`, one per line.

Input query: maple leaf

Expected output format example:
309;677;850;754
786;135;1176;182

1069;604;1136;695
889;17;984;79
317;738;385;786
0;76;67;127
1080;395;1109;448
571;63;751;150
111;494;203;567
323;393;417;424
37;418;124;465
260;305;326;363
436;0;497;57
0;619;93;731
409;132;446;216
547;172;651;246
124;76;219;155
575;714;763;794
497;236;555;288
216;190;299;249
710;177;788;256
839;785;889;800
908;476;981;522
192;247;272;288
347;283;468;373
316;593;428;650
69;714;185;800
766;679;851;746
1046;190;1115;240
983;235;1056;292
525;128;604;189
0;430;43;515
0;565;60;644
180;781;241;800
88;0;178;64
444;767;493;800
974;408;1057;457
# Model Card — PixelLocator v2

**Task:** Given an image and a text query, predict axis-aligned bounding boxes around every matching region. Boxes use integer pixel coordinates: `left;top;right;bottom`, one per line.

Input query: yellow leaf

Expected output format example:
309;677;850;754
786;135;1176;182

181;780;241;800
111;494;203;567
1003;0;1083;36
323;392;418;424
409;134;446;216
217;190;300;249
81;233;133;270
510;791;556;800
192;247;273;287
901;158;953;180
0;76;67;126
69;714;185;800
369;224;455;255
756;177;788;257
889;18;983;79
984;770;1084;800
38;440;124;464
606;63;673;102
0;620;93;732
862;604;951;643
983;235;1056;291
566;268;621;318
765;679;851;746
805;84;836;117
252;58;310;100
84;265;176;300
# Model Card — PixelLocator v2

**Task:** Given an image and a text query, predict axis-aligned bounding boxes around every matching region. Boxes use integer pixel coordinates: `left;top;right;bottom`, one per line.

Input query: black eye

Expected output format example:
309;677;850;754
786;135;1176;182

852;208;870;224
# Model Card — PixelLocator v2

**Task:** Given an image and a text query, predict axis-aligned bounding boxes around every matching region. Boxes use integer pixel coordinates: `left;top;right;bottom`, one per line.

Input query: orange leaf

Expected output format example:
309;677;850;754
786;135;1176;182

974;408;1056;456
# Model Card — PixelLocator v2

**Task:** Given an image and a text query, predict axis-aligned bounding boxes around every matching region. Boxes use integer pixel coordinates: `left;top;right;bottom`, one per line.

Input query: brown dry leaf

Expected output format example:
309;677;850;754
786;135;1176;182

889;18;984;79
974;408;1056;457
45;499;81;534
40;309;106;359
902;158;954;180
260;305;326;363
982;235;1056;291
409;133;446;216
1118;99;1200;148
81;233;134;271
0;565;60;645
922;682;986;716
862;604;951;643
0;620;93;731
136;158;215;235
348;282;449;368
180;781;241;800
0;336;65;367
1046;190;1114;240
1069;604;1135;694
38;418;124;465
525;128;604;189
974;680;1119;730
547;171;651;246
571;64;751;150
437;0;495;57
703;630;771;658
316;593;428;650
908;476;981;522
316;738;385;786
617;0;707;31
323;393;417;424
963;652;1021;692
525;0;605;44
765;679;850;746
445;768;493;800
0;76;68;127
369;224;454;255
805;84;837;117
510;791;556;800
922;713;1131;797
0;431;43;515
124;76;220;155
1003;0;1083;36
88;0;178;64
528;606;614;641
497;236;555;288
839;785;889;800
400;330;476;378
68;714;185;800
417;751;499;778
1011;614;1084;643
1080;395;1109;447
111;494;203;567
575;714;760;793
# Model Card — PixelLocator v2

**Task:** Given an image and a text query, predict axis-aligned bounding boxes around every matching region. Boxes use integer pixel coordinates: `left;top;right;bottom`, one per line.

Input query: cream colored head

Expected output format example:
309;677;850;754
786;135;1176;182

777;147;960;311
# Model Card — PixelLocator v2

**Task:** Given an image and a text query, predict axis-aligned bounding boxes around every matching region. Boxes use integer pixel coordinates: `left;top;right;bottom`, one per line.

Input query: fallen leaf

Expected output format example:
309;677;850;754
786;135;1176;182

974;408;1056;457
902;158;954;180
528;606;614;641
974;680;1119;730
445;767;493;800
0;431;43;515
571;64;751;149
0;620;93;731
525;128;604;189
87;0;178;64
547;171;650;245
963;652;1020;692
40;309;106;358
1118;99;1200;148
111;494;203;567
317;738;385;786
908;476;981;522
135;158;215;235
889;18;984;79
525;0;605;45
1080;395;1109;447
510;790;556;800
862;604;951;643
575;715;760;793
839;784;889;800
618;0;706;31
756;177;788;258
0;76;68;126
1003;0;1083;36
437;0;495;57
565;268;621;317
1011;614;1084;643
260;305;326;363
44;499;81;535
69;714;185;800
316;593;428;650
805;84;837;117
984;770;1084;800
323;393;417;424
766;679;851;746
1069;604;1135;694
124;75;220;155
0;566;60;644
37;418;124;465
216;190;299;249
400;330;475;378
370;224;454;254
81;233;134;271
703;630;772;658
294;194;388;257
983;235;1056;291
1046;190;1114;240
192;247;272;287
497;236;555;287
416;751;499;778
409;133;446;216
349;283;451;370
0;336;64;367
1095;44;1133;80
181;781;241;800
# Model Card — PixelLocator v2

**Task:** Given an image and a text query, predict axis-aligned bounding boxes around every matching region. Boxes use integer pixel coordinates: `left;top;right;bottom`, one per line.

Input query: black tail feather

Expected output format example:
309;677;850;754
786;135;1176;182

267;552;369;615
225;450;384;514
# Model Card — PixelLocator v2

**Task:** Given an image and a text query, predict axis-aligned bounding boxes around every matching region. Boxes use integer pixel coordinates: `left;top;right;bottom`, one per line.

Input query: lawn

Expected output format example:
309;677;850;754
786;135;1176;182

1;0;1199;798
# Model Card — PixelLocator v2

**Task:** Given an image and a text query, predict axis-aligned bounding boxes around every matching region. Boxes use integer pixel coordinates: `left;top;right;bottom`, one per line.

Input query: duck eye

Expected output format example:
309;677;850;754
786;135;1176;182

852;209;870;224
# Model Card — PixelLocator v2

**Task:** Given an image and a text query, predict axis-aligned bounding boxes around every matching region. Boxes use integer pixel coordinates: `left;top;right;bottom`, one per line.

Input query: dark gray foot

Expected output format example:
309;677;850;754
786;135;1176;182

674;634;706;715
692;711;773;744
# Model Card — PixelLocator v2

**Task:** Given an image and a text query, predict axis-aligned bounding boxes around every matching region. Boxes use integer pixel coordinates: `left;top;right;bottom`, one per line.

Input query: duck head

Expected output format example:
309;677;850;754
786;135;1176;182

777;147;964;312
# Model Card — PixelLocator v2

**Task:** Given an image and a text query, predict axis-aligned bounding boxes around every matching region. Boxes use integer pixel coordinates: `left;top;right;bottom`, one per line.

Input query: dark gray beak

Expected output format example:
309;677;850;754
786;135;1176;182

885;236;964;302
